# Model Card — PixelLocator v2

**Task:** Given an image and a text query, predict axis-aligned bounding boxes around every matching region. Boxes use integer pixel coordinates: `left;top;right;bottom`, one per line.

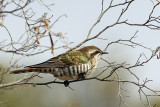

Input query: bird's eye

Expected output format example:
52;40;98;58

94;50;100;54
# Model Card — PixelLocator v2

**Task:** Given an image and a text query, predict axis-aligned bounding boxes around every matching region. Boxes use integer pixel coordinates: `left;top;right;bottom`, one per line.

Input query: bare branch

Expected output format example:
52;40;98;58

1;0;160;106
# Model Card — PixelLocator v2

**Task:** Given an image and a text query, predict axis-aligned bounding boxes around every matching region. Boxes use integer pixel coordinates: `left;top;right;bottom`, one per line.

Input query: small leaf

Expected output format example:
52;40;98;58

36;38;40;44
34;26;40;31
64;14;68;17
0;23;4;27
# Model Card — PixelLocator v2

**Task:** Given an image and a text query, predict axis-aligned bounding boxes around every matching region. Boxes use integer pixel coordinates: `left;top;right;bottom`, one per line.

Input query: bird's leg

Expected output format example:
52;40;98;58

79;72;86;79
64;80;70;87
64;81;75;91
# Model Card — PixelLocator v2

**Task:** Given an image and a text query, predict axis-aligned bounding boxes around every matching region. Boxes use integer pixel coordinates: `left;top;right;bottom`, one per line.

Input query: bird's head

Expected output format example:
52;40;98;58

78;46;108;60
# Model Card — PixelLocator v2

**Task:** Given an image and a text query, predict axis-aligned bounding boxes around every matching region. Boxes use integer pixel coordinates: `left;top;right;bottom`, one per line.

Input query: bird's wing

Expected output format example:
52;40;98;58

25;50;89;68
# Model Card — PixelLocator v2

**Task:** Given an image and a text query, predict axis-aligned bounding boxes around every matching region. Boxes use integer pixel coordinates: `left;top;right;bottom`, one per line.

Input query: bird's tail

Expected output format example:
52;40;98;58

10;68;38;74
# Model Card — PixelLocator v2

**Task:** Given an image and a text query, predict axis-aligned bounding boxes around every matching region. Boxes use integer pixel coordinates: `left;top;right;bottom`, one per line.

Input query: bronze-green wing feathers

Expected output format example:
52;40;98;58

25;50;89;68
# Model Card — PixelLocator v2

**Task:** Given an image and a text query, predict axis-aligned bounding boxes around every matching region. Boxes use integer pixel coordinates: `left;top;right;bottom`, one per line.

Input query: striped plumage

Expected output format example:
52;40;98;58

10;46;108;80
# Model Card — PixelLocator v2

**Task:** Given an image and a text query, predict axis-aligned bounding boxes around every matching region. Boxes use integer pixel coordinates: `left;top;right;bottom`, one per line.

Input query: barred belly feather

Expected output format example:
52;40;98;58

55;63;96;80
10;63;97;80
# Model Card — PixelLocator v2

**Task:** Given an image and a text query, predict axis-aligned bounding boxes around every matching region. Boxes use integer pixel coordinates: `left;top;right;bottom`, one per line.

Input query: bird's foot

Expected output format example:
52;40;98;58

79;73;86;79
64;80;70;87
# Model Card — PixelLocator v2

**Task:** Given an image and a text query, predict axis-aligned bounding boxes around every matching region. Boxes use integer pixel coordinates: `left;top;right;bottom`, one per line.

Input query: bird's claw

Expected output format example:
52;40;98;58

79;73;86;79
64;80;70;87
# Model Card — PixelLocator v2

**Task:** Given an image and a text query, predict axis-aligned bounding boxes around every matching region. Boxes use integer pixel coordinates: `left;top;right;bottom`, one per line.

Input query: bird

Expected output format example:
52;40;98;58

10;46;108;81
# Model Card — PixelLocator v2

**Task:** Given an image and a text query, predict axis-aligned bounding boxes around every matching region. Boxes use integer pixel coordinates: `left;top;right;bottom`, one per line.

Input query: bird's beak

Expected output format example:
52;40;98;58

101;52;108;54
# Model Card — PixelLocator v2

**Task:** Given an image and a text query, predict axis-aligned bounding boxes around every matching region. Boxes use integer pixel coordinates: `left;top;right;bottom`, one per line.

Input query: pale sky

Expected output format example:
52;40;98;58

1;0;160;106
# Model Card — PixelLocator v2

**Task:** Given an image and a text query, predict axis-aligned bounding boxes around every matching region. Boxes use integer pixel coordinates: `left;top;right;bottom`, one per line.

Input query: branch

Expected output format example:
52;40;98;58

0;0;32;14
71;0;135;50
